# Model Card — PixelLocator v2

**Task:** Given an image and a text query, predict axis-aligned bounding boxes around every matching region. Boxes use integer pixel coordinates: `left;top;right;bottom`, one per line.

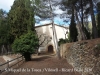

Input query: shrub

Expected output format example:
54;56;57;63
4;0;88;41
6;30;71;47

58;38;69;46
12;31;39;61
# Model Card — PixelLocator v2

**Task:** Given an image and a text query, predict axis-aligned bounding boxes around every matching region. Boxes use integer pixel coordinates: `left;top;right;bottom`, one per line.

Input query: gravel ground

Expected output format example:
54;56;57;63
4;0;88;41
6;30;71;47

2;54;81;75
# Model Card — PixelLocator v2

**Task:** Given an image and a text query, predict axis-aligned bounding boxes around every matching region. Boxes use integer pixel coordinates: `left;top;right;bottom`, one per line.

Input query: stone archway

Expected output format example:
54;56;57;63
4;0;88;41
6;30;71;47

48;45;54;53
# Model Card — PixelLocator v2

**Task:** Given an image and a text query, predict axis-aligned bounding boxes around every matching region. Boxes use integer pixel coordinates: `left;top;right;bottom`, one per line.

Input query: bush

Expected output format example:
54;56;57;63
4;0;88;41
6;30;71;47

12;31;39;61
58;38;69;46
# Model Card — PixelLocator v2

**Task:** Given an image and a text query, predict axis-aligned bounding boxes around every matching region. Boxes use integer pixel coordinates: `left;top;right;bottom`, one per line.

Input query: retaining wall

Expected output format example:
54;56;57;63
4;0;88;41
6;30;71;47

60;39;100;75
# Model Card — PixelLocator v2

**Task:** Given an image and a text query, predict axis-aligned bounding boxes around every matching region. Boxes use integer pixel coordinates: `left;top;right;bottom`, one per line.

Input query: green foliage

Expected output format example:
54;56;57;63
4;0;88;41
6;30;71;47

8;0;35;38
62;0;79;41
69;9;78;42
0;23;9;45
0;9;11;45
12;31;39;54
58;38;69;46
32;0;51;21
0;9;7;19
69;22;78;42
62;0;78;7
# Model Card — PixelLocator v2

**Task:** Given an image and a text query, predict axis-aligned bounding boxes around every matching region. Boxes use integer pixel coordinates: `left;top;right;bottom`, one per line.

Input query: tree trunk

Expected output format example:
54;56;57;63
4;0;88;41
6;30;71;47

80;0;87;39
23;52;31;61
49;0;61;59
75;8;86;41
1;45;7;55
90;0;98;38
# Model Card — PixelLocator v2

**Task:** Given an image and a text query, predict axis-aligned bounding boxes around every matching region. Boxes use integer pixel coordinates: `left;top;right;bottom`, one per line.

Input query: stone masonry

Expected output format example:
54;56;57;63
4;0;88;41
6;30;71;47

60;39;100;75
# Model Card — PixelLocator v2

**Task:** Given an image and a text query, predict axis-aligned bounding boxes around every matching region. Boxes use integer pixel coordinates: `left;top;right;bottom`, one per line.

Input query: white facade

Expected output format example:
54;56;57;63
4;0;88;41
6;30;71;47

35;23;69;53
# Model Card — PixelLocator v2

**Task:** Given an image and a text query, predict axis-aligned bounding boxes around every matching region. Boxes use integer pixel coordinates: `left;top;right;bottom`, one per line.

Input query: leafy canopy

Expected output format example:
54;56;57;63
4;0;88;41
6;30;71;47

0;9;10;45
12;31;39;54
58;38;69;46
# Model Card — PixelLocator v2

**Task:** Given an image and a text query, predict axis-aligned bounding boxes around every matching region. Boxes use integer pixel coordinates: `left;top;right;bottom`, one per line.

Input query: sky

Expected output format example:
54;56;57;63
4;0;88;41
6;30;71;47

0;0;69;26
0;0;14;12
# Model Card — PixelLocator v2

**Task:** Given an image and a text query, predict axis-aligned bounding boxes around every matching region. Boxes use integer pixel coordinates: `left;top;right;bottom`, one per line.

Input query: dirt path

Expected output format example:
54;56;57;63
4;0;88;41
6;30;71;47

2;54;81;75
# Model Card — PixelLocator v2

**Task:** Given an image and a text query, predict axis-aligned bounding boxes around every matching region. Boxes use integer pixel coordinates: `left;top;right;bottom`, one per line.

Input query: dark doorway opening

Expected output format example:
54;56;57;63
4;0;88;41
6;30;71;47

48;45;54;53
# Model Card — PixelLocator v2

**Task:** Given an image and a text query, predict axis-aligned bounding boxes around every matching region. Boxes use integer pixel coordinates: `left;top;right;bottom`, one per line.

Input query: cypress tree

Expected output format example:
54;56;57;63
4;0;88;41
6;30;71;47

69;6;78;42
8;0;35;38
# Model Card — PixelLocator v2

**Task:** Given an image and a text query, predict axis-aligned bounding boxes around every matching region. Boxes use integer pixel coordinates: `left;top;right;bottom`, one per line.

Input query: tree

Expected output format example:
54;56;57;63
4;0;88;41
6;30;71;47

89;0;98;38
8;0;39;59
62;0;99;40
69;5;78;42
34;0;60;58
48;0;59;58
62;0;87;41
80;0;99;39
76;0;90;40
69;18;78;42
12;31;39;61
0;9;8;45
0;9;11;54
8;0;35;39
32;0;51;20
97;2;100;37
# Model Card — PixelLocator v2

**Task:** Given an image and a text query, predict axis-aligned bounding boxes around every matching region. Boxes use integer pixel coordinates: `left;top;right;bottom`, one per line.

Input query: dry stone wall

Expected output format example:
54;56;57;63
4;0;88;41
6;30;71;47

60;39;100;75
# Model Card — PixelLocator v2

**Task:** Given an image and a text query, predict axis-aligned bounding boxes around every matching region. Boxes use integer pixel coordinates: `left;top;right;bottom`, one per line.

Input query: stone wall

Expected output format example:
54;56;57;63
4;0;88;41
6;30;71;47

60;39;100;75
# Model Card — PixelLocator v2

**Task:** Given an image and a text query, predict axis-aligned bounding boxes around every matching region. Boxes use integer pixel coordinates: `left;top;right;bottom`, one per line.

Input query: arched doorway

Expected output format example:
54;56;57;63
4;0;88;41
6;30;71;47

48;45;54;53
